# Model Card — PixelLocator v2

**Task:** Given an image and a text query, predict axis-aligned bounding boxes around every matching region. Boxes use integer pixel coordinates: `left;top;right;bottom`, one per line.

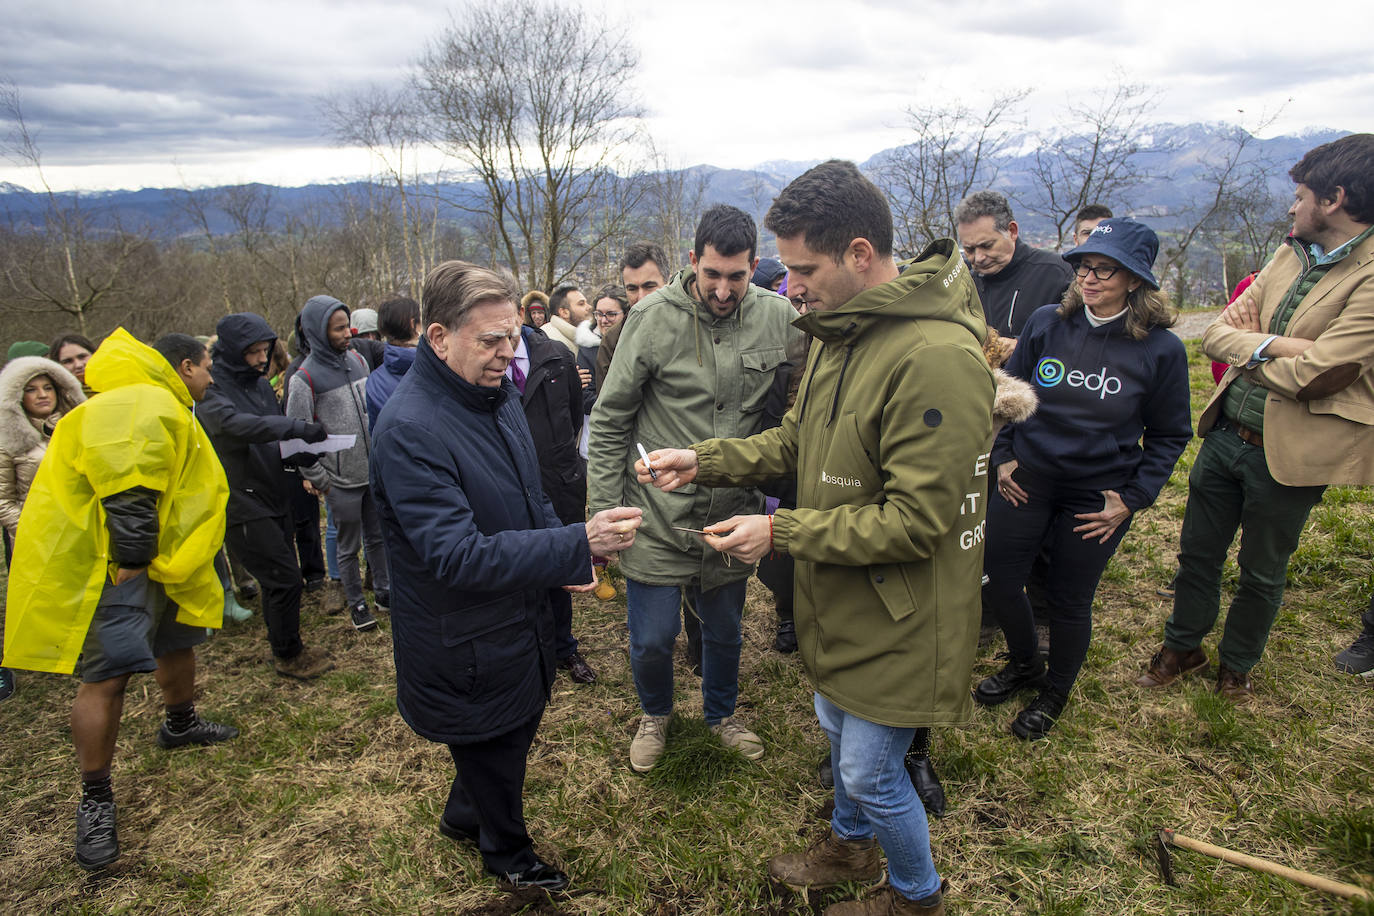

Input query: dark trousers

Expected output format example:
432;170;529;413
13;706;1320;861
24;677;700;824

444;712;543;875
225;514;305;659
756;552;794;623
1166;424;1325;672
983;465;1131;696
549;588;579;659
287;475;326;583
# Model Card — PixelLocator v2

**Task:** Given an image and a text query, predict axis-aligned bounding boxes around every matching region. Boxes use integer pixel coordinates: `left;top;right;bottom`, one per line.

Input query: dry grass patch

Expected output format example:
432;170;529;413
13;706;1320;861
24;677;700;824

2;344;1372;914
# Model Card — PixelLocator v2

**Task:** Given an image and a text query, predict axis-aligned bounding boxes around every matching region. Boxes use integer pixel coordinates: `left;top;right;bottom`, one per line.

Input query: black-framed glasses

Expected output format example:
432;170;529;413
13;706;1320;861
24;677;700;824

593;310;622;321
1074;263;1121;281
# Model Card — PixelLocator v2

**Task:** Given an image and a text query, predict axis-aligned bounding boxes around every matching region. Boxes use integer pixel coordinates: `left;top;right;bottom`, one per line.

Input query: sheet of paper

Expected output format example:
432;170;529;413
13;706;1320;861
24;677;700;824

280;434;355;459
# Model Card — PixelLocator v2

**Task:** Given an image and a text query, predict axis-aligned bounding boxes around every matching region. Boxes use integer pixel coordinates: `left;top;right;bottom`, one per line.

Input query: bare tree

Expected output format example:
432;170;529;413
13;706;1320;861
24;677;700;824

1027;80;1167;248
1;80;152;337
873;91;1029;256
1160;111;1289;305
320;85;443;298
413;0;645;292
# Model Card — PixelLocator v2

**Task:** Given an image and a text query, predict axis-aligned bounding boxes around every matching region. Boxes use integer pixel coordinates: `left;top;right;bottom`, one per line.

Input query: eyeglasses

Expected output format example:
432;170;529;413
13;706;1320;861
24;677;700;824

1074;263;1121;281
593;310;622;321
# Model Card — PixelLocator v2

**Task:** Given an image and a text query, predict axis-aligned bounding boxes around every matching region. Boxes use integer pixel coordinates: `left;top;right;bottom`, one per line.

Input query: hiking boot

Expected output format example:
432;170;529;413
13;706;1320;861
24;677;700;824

1011;688;1068;740
373;589;390;612
1156;572;1178;600
1215;664;1254;700
768;829;882;890
1334;631;1374;677
0;666;14;702
75;797;119;870
774;618;798;654
350;602;378;632
438;816;479;845
303;575;325;592
710;716;764;760
824;882;946;915
973;655;1046;706
629;714;670;773
818;751;834;789
157;713;240;749
1136;645;1208;688
274;646;335;681
322;579;345;615
236;580;259;602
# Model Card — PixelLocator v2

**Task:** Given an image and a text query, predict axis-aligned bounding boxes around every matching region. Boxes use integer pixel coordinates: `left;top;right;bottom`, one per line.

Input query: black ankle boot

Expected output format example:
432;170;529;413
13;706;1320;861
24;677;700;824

974;655;1046;707
904;728;946;818
1011;687;1068;740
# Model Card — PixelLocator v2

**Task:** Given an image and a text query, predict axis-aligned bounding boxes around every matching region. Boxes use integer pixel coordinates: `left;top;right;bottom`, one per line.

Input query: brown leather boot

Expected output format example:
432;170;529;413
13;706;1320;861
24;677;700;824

1215;664;1254;699
824;883;946;915
1136;645;1208;688
768;829;882;890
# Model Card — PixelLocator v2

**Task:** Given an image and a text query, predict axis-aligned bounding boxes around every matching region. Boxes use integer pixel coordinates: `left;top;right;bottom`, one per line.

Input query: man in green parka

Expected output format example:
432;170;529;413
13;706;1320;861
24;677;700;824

637;161;994;916
588;204;802;772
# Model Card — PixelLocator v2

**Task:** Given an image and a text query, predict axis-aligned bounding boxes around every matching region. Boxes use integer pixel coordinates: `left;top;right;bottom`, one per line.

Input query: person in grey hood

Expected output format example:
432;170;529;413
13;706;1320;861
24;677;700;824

285;295;390;632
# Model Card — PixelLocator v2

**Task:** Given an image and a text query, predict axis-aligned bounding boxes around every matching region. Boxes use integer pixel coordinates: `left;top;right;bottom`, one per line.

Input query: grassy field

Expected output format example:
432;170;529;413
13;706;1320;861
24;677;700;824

1;341;1372;915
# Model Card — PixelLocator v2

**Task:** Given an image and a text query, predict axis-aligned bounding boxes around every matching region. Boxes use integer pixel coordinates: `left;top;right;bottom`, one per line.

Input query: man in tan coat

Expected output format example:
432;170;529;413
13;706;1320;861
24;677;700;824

1139;133;1374;697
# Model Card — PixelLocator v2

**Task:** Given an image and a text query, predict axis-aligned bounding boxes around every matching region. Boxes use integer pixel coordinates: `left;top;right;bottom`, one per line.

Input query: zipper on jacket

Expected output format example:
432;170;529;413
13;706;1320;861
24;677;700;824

828;342;856;427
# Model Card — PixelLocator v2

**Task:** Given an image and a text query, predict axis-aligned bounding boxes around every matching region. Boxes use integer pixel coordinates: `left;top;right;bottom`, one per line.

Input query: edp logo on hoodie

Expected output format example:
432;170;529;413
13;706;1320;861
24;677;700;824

1034;357;1122;399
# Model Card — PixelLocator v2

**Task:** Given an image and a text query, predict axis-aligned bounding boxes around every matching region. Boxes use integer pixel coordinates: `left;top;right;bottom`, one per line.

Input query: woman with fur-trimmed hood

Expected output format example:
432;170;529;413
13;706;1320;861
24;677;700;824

0;356;85;540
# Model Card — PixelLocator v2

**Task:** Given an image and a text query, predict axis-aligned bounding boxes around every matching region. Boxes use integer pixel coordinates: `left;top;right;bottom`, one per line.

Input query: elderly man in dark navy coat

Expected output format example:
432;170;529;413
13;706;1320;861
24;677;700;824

370;260;641;893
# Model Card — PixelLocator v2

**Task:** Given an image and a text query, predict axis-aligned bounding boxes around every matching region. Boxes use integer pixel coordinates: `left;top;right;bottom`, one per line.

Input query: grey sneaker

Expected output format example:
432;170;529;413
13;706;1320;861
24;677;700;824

350;602;378;632
1334;632;1374;677
629;714;670;772
75;797;119;870
710;715;764;760
157;714;240;749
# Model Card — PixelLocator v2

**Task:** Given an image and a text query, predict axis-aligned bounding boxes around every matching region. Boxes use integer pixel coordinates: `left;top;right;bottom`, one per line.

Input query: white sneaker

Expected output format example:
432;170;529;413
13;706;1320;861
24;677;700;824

710;715;764;760
629;714;670;772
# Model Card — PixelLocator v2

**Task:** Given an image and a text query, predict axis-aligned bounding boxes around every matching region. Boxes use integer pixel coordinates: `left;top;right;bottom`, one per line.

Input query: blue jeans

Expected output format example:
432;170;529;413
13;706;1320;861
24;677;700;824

626;578;746;723
816;694;941;902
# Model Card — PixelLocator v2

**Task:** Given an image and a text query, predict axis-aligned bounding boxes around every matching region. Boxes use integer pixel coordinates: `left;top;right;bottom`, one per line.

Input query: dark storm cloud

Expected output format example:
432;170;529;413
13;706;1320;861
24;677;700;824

1;1;435;164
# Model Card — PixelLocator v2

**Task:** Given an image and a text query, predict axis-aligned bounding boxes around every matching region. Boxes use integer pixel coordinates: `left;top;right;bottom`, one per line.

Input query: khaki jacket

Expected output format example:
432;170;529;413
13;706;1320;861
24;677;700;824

1202;231;1374;486
588;268;802;590
694;240;995;727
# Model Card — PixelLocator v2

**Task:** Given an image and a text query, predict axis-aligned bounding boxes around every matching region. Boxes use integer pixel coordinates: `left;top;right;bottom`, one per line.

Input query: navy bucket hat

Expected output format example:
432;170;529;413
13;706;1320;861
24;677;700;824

1062;218;1160;290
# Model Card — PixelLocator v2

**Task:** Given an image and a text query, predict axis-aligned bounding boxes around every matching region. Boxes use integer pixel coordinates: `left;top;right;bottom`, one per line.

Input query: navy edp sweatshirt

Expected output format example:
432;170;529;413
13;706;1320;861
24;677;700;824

991;303;1192;511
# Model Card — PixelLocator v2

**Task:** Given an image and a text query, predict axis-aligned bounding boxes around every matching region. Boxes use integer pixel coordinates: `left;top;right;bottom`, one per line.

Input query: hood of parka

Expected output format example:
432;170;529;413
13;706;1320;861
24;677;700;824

299;295;350;370
793;238;986;346
85;327;195;408
656;266;784;366
213;313;278;384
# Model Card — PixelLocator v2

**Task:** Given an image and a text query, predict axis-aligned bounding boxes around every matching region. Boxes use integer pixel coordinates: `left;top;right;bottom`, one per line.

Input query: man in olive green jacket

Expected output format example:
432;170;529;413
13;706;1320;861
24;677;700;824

639;162;993;916
588;205;801;772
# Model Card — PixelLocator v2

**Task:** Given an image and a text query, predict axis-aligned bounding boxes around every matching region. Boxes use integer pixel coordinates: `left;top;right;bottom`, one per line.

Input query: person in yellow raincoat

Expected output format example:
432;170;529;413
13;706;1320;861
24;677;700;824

3;329;236;870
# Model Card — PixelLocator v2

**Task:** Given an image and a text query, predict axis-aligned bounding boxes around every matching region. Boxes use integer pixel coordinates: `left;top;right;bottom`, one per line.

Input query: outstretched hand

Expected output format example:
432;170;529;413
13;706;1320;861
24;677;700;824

703;515;773;565
586;506;643;556
635;448;699;492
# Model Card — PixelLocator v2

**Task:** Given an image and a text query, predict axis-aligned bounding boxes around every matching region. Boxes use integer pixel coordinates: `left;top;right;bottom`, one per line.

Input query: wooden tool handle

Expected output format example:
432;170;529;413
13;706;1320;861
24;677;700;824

1162;830;1371;901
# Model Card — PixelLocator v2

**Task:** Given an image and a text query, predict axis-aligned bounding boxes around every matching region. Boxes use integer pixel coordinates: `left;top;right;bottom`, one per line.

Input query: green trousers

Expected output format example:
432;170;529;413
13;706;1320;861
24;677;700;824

1165;423;1325;673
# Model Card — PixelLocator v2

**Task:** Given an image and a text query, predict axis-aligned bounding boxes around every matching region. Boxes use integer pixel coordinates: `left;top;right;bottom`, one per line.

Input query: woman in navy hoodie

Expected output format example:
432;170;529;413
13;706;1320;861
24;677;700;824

975;219;1192;739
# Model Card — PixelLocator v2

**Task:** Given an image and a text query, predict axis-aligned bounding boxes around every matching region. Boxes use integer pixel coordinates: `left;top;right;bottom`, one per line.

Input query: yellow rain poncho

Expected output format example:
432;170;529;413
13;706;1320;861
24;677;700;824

3;328;228;674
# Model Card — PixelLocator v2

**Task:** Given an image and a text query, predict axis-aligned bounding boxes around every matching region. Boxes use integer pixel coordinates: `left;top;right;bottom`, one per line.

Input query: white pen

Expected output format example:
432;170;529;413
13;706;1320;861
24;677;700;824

636;442;658;480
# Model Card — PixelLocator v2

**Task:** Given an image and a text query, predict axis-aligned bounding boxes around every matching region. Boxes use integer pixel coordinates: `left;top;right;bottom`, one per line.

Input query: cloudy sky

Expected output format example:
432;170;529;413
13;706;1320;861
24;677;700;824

1;0;1366;192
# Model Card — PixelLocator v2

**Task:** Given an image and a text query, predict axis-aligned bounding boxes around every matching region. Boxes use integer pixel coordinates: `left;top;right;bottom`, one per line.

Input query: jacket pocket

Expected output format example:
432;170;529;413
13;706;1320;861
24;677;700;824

871;563;927;624
740;346;787;414
1305;394;1374;426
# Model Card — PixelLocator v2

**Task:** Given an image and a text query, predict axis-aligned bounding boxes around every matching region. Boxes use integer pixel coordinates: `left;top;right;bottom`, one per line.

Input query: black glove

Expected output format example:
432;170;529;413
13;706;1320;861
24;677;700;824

301;421;329;443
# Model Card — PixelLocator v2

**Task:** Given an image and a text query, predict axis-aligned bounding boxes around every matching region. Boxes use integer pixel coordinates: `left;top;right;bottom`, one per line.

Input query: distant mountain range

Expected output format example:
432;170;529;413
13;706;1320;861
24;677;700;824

0;123;1348;245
